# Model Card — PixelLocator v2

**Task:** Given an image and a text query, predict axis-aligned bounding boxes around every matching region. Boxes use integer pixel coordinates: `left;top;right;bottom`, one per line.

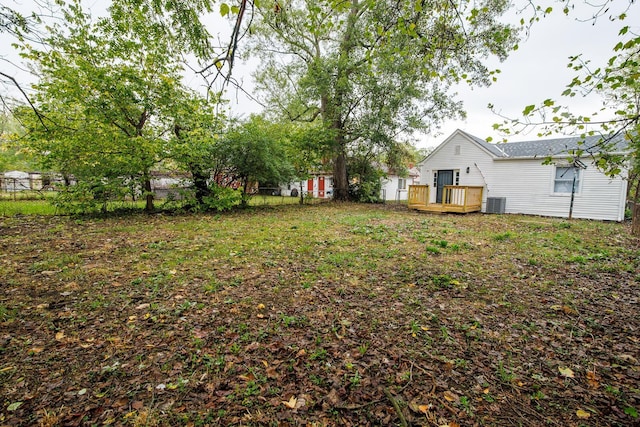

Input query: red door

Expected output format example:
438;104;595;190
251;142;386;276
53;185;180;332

307;179;314;196
318;177;325;198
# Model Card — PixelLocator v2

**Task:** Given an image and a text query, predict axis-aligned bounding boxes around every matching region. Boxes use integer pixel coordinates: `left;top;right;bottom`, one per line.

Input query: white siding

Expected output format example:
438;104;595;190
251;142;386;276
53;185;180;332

381;176;409;201
418;130;628;221
490;159;627;221
419;132;493;205
286;175;333;198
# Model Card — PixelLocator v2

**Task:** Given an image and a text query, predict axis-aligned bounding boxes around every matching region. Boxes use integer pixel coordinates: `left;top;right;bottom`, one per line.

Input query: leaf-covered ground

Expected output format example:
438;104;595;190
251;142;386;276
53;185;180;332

1;203;639;426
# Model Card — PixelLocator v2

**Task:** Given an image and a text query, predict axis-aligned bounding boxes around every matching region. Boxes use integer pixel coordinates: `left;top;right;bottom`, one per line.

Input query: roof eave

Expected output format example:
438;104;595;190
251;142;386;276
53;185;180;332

493;150;630;161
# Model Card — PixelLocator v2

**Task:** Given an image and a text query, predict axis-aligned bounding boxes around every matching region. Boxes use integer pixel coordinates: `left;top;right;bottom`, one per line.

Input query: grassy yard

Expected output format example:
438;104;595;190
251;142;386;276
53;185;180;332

0;193;310;217
0;203;638;426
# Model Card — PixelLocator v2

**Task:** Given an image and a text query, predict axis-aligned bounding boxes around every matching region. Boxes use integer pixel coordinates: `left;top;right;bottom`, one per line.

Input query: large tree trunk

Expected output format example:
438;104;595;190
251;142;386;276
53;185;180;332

191;164;211;205
633;203;640;236
144;178;154;212
333;150;349;201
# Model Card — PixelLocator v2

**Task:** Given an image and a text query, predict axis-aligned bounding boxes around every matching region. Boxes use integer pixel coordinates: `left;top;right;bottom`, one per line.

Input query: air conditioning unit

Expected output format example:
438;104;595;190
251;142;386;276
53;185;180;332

486;197;506;214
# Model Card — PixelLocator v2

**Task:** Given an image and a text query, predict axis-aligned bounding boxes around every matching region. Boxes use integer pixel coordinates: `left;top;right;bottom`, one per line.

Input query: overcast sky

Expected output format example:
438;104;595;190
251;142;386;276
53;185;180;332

3;1;639;150
430;4;640;148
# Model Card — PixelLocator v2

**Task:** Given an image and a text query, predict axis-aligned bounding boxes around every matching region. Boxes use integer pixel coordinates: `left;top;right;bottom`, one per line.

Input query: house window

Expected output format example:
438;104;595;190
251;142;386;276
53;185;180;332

554;166;581;194
433;172;437;187
398;178;407;190
455;171;460;186
454;145;461;155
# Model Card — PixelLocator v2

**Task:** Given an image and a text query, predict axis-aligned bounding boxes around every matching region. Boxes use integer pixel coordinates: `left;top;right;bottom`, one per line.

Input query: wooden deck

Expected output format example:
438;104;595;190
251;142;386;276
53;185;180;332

408;185;483;214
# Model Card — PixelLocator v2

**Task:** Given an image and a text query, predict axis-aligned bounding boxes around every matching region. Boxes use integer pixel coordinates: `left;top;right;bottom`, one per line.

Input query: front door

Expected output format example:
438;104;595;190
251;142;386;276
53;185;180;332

307;179;314;197
436;170;454;203
318;177;325;198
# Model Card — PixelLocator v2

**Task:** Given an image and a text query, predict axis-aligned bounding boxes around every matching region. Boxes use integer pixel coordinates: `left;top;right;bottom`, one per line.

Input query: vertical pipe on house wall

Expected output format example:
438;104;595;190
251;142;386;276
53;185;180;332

568;171;577;220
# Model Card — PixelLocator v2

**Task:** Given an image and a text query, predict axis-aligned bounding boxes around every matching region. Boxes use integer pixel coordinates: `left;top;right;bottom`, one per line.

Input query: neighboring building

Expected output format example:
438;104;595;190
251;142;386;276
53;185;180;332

1;171;33;192
416;130;629;221
284;173;334;198
380;166;420;201
281;167;421;201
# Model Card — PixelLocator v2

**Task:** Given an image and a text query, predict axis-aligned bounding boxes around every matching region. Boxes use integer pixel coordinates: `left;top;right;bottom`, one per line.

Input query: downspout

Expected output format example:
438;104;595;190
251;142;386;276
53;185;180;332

473;163;490;212
568;170;577;220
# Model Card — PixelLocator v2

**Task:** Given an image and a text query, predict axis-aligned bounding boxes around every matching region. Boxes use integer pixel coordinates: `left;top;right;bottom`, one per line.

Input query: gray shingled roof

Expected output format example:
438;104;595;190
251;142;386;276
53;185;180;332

459;130;630;158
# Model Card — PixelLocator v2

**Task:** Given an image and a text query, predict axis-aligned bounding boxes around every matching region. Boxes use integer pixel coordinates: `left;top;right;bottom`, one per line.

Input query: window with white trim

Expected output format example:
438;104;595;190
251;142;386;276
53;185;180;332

398;178;407;190
554;166;581;194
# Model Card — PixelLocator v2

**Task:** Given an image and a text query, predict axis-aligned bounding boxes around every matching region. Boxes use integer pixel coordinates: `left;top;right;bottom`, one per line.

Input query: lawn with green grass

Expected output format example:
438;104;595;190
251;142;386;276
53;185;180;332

0;203;638;426
0;193;308;217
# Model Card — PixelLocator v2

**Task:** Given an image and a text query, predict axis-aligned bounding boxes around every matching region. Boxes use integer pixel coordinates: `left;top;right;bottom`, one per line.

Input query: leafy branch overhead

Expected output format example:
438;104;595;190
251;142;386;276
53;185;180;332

490;4;639;180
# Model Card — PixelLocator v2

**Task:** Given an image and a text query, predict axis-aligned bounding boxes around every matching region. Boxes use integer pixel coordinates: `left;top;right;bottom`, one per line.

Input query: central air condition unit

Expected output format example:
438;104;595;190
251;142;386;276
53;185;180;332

486;197;506;214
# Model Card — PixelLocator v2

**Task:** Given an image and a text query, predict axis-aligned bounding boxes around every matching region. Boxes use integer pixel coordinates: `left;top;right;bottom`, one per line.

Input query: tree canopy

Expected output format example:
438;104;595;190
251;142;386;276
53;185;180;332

17;0;194;211
248;0;519;200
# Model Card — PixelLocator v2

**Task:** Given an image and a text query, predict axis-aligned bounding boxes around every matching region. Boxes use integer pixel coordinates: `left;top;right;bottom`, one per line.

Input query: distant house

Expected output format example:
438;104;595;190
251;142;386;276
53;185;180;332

413;130;629;221
1;171;33;192
281;167;420;201
380;166;420;201
283;173;334;198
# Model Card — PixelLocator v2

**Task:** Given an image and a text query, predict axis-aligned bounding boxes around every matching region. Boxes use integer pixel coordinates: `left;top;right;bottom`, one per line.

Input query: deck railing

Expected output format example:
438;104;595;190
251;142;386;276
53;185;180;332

408;185;483;213
408;185;429;207
443;185;483;210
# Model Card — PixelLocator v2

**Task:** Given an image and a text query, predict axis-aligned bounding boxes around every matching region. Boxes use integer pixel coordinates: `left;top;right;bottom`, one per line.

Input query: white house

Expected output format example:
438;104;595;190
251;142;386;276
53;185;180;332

283;173;334;198
380;166;420;201
416;130;629;221
1;170;32;192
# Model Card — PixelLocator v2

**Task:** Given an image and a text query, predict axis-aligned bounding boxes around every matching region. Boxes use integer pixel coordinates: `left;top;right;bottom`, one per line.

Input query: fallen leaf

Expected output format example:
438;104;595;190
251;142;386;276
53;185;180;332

418;404;430;414
266;365;279;379
443;390;458;402
238;373;255;382
77;388;87;396
617;354;638;364
257;303;265;310
7;402;22;411
55;331;65;341
132;401;144;410
558;367;575;378
282;395;297;409
576;409;591;419
135;303;150;310
295;397;306;409
586;371;599;389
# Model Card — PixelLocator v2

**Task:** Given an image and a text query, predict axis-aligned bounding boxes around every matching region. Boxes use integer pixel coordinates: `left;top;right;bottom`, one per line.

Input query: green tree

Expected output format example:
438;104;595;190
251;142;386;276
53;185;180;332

282;121;334;204
169;90;239;209
0;111;34;172
18;0;191;212
222;115;296;205
248;0;519;200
